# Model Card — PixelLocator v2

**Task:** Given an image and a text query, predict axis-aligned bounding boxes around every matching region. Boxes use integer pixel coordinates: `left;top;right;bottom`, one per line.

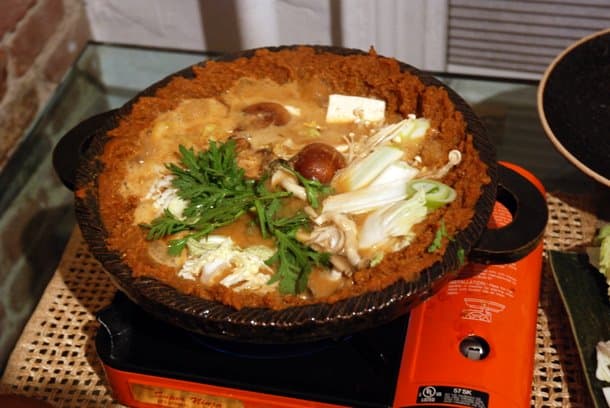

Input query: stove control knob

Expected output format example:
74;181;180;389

459;335;490;361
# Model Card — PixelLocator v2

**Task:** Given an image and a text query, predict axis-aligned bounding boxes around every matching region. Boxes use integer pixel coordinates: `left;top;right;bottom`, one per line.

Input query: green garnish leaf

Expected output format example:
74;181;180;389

141;209;189;241
280;164;332;209
407;179;456;210
428;220;448;253
262;210;330;295
427;220;464;266
457;247;465;266
370;252;384;267
140;140;330;295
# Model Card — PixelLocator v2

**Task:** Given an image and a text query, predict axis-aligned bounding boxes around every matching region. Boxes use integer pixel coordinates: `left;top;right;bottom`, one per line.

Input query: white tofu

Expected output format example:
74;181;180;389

326;94;385;124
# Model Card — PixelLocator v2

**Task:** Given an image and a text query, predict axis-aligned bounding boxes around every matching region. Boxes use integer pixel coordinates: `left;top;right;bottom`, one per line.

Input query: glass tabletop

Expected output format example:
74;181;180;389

1;41;606;375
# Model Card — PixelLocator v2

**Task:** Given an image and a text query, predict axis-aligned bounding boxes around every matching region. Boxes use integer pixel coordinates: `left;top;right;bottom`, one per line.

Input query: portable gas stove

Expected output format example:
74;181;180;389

95;164;546;408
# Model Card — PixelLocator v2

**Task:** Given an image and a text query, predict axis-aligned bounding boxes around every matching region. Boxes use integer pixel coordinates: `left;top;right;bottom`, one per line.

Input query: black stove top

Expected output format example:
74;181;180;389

96;292;409;408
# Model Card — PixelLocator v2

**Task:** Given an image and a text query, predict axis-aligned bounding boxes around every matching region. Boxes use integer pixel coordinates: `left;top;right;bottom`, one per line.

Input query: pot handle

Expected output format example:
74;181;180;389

467;163;548;264
53;109;119;191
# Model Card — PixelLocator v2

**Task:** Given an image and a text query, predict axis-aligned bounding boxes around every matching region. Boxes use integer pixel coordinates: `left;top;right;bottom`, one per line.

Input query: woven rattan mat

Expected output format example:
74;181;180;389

0;193;602;407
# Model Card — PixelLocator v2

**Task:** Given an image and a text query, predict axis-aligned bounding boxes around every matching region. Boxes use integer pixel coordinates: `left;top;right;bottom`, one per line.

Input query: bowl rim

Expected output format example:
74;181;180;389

536;28;610;187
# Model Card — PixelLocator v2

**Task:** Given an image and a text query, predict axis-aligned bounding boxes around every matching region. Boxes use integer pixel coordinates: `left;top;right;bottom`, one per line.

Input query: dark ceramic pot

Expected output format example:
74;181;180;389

538;28;610;187
54;46;547;343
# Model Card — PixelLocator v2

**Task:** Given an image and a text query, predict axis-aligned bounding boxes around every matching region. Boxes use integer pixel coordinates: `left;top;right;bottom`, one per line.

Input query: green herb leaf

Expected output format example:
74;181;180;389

428;220;448;253
140;140;331;295
281;164;332;209
266;228;330;295
141;209;190;241
370;252;384;267
457;247;465;266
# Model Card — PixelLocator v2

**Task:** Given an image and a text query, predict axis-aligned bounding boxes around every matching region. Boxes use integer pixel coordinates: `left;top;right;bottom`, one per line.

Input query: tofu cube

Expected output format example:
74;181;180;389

326;94;385;124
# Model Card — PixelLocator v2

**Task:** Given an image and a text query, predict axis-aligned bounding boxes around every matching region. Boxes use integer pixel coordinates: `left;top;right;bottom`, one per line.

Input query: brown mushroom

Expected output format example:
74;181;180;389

292;143;346;183
240;102;291;130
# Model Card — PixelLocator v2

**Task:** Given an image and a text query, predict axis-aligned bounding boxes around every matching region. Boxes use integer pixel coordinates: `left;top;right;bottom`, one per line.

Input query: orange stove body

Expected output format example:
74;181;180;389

394;162;545;408
102;363;347;408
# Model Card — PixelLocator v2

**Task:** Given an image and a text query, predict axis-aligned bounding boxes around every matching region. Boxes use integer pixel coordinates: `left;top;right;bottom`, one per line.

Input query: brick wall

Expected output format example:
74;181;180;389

0;0;91;170
0;0;90;373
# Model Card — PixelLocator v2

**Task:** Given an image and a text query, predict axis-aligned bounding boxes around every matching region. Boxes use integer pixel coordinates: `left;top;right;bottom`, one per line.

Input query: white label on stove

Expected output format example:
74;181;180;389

416;385;489;408
130;383;245;408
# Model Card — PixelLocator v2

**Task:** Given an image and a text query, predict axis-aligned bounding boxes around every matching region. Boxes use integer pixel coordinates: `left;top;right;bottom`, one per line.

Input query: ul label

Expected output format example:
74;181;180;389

416;385;489;408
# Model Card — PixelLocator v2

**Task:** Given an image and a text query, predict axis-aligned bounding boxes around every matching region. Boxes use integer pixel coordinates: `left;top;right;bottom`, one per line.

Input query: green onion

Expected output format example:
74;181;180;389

393;116;430;143
322;181;408;215
407;179;456;209
427;220;448;252
358;189;428;249
369;162;419;187
333;146;404;192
